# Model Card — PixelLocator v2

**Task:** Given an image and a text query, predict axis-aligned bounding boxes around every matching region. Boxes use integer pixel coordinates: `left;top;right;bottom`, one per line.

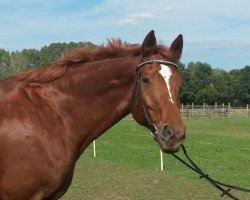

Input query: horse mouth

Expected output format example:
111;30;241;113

151;130;182;154
160;146;180;154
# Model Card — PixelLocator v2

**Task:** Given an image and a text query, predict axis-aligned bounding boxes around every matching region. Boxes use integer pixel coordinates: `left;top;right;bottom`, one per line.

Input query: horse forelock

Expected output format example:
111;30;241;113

11;39;173;83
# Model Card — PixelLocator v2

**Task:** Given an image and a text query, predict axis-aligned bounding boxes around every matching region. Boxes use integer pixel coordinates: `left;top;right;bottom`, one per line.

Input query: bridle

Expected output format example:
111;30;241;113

132;59;179;134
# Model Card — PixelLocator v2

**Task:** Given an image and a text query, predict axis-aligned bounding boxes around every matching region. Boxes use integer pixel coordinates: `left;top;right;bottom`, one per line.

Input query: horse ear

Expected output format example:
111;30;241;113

169;34;183;60
141;30;157;58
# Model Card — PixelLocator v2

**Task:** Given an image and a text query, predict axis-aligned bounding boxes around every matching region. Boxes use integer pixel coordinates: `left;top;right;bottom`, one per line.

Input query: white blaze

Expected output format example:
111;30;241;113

159;64;174;104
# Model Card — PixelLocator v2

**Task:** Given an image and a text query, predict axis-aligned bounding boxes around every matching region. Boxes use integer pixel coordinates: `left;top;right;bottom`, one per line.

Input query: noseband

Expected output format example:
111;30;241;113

132;59;179;133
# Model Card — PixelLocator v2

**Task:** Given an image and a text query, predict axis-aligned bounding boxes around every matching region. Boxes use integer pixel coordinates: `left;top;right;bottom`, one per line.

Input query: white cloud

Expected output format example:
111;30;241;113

117;12;156;26
126;12;155;19
118;18;138;25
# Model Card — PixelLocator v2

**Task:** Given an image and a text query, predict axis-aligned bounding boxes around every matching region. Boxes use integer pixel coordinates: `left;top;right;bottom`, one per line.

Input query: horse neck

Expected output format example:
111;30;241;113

54;57;138;155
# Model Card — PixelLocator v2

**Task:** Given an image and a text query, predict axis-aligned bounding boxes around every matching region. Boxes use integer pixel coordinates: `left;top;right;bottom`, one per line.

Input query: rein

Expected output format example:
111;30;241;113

172;145;250;200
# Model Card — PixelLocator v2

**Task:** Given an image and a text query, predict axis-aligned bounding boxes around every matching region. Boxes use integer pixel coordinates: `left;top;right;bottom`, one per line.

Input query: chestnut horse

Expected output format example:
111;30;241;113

0;30;185;199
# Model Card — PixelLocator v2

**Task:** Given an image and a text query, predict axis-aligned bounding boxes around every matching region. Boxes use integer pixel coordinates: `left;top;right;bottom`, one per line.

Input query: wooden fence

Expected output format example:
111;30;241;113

126;104;249;120
181;103;249;119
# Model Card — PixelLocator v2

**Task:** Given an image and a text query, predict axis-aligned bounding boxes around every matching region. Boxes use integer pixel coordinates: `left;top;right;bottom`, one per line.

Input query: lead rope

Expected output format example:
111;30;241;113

172;145;250;200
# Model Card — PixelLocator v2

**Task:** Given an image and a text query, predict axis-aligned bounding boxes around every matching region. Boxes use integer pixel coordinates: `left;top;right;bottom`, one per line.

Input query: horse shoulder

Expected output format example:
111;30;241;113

0;82;76;199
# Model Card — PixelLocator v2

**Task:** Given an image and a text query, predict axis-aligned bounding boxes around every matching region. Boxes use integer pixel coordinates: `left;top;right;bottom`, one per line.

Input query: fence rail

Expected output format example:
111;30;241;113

126;104;249;120
180;103;249;119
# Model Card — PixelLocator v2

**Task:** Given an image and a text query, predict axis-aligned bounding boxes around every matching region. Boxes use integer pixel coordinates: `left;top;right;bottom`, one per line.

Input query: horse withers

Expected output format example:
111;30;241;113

0;30;185;199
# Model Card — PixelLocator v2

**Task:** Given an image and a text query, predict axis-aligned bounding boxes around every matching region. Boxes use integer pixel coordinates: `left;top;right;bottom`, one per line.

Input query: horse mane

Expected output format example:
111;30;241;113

12;39;172;83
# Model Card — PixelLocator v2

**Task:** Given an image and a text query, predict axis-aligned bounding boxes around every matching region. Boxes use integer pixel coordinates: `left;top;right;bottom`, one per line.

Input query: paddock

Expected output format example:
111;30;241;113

62;117;250;200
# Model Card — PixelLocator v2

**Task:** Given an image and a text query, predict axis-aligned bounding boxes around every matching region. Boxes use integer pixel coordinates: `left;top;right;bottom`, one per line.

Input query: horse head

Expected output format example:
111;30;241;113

132;30;185;153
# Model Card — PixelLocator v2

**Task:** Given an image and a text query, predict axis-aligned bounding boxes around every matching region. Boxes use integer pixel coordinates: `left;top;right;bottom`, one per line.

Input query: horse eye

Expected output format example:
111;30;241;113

142;77;150;84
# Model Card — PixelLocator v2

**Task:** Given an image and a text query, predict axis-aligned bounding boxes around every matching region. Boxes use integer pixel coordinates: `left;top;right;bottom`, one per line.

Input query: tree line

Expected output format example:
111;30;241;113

0;42;249;106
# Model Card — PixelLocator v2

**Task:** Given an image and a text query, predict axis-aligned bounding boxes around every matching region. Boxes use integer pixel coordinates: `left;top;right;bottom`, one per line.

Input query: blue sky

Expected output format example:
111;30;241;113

1;0;250;70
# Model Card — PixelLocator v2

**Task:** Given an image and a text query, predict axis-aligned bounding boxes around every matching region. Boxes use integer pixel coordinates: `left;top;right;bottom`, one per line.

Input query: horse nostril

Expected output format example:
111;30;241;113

161;125;173;141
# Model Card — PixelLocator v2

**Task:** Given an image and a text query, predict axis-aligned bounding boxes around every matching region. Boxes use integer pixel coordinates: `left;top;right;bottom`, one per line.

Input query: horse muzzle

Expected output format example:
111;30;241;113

154;124;186;154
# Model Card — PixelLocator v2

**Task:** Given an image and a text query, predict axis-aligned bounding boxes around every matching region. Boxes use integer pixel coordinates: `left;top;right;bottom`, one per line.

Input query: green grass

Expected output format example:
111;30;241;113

62;117;250;200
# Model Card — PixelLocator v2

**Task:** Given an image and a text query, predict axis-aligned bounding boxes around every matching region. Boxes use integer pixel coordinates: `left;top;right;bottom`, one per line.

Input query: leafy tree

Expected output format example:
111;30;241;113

0;49;10;79
180;62;197;104
230;66;250;105
39;41;97;67
181;62;213;104
39;43;67;67
9;51;30;76
21;49;40;69
212;69;234;104
177;61;185;76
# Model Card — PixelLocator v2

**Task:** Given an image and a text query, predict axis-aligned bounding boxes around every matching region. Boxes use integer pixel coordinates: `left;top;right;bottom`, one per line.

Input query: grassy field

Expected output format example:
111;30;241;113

62;117;250;200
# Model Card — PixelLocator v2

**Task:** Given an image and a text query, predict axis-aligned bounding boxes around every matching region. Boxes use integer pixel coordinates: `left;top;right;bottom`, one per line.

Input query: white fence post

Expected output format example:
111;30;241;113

215;102;217;117
160;150;164;171
222;103;225;117
228;102;231;118
191;102;194;117
203;103;206;117
247;104;249;117
93;140;96;157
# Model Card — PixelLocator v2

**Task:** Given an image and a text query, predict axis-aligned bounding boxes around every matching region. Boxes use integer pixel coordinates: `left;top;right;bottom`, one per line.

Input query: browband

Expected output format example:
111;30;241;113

136;59;179;71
